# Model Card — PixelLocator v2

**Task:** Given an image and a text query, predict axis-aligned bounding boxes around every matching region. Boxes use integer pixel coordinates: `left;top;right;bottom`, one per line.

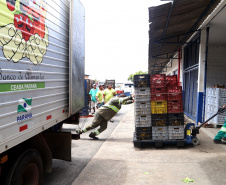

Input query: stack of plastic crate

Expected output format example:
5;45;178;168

166;76;184;140
150;74;184;141
150;74;168;141
134;74;152;141
205;88;226;125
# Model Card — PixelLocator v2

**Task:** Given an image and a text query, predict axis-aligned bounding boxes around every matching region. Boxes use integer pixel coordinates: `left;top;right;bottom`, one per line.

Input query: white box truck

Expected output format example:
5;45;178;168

0;0;85;184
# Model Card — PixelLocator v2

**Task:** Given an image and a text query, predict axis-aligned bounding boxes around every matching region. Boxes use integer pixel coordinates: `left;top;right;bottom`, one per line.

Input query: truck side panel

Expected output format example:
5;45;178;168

69;0;85;115
0;0;75;153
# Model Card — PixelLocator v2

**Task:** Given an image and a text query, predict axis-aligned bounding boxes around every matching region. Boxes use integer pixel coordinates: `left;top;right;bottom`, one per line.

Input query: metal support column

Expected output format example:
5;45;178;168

196;29;207;125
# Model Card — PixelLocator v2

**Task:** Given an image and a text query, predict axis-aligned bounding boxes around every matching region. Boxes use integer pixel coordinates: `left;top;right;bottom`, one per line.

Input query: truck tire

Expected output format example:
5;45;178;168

3;149;43;185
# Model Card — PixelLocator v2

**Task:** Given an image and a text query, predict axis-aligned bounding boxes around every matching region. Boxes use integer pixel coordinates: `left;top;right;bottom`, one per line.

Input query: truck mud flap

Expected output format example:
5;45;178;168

43;132;71;162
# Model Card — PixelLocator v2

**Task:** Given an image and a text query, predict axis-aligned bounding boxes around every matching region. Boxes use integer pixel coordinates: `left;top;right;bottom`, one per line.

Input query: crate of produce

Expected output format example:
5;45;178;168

152;126;168;140
135;95;151;102
151;93;167;101
150;74;166;81
134;74;150;88
150;79;166;88
135;101;151;109
166;75;177;86
135;122;152;127
136;132;152;141
151;101;167;114
167;86;182;93
167;93;182;101
134;102;151;115
134;74;150;81
151;87;167;94
168;126;184;140
135;109;151;115
135;126;152;132
135;114;151;122
167;86;182;101
167;100;183;113
168;113;184;126
151;114;168;126
135;108;151;115
135;114;152;126
134;88;151;95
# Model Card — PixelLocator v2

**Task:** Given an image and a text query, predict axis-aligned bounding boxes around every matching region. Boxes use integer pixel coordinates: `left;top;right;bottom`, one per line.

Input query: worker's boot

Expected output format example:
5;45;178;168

76;129;83;134
222;137;226;143
89;132;99;140
213;139;223;144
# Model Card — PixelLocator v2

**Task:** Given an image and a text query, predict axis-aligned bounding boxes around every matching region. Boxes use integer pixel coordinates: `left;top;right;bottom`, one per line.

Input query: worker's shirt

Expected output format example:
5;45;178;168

97;96;133;121
104;88;115;103
96;90;104;102
89;88;98;102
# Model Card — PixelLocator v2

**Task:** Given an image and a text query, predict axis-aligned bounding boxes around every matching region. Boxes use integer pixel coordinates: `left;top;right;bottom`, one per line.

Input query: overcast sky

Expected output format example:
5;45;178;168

80;0;166;83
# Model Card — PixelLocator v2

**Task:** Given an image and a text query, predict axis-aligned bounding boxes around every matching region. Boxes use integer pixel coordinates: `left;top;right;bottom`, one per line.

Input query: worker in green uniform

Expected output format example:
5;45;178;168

103;84;115;103
96;85;105;108
213;105;226;144
77;94;134;139
104;84;116;122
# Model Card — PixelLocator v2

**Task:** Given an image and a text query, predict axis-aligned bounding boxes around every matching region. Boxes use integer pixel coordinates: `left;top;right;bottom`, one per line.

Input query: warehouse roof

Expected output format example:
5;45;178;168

148;0;221;74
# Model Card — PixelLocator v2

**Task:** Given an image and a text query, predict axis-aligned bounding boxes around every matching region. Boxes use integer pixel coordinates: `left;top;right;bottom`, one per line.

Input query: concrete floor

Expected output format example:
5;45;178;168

43;104;226;185
72;107;226;185
43;104;133;185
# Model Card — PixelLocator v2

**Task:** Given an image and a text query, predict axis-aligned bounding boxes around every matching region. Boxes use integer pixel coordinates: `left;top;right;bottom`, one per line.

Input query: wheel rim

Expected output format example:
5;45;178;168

21;163;39;185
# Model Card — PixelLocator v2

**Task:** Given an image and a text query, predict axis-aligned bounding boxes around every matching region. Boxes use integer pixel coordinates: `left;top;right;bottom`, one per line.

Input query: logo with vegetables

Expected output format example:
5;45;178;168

0;0;49;65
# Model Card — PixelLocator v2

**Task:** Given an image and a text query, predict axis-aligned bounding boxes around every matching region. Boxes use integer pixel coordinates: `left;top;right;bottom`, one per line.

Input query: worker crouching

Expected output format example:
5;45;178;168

77;94;134;139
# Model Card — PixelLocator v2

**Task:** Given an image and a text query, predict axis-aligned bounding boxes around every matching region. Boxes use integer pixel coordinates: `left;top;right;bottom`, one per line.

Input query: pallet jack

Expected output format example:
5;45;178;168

187;107;226;145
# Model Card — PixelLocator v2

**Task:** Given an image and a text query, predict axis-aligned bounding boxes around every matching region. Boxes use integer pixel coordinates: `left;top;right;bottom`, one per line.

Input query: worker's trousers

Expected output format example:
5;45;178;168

214;118;226;140
83;113;108;136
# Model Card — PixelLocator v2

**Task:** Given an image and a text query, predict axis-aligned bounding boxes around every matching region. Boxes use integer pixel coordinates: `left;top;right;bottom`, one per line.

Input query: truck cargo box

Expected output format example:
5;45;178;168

0;0;85;153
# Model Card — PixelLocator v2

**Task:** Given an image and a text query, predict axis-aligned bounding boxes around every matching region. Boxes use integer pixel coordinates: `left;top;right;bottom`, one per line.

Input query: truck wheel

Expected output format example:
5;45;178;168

3;149;43;185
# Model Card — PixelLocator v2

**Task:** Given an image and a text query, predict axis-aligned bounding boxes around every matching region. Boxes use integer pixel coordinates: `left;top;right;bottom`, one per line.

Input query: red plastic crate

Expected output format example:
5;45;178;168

151;87;167;94
150;80;167;88
167;86;183;101
167;81;177;86
150;74;166;81
167;93;182;101
151;94;167;101
168;100;183;113
167;86;182;93
166;75;177;84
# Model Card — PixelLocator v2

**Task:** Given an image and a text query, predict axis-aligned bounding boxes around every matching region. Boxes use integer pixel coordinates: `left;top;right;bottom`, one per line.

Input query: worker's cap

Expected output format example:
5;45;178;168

93;84;96;86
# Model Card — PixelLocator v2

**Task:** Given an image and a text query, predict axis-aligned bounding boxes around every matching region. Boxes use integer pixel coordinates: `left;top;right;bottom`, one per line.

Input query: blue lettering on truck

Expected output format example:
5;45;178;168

17;113;32;122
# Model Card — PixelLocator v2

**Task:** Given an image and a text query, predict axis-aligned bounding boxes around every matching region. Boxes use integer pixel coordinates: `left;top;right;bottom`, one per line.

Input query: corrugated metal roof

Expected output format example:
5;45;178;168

148;0;221;74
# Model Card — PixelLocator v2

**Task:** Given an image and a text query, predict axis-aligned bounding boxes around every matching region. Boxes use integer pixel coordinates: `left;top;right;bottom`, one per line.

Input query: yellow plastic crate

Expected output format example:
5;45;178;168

151;101;167;114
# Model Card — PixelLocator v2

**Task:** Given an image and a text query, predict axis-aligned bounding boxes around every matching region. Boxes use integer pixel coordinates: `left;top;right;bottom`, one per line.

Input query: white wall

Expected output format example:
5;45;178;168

162;58;178;75
207;45;226;87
